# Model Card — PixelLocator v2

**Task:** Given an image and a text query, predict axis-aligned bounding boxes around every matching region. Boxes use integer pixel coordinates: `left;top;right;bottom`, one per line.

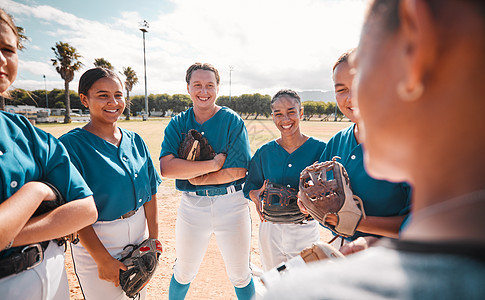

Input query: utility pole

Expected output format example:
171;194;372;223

229;65;235;101
140;20;149;121
43;74;48;110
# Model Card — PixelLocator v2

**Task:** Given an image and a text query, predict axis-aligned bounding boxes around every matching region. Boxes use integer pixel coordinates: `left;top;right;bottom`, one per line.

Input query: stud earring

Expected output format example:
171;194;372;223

397;81;424;102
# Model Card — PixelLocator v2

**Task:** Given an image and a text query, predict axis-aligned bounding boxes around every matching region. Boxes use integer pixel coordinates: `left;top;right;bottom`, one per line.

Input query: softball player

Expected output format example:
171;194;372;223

160;63;254;300
0;9;98;299
59;68;162;300
244;89;326;271
319;49;411;253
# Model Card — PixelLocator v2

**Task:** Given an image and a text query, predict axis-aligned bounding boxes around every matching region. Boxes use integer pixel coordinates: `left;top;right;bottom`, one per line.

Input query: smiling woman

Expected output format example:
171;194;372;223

59;67;162;300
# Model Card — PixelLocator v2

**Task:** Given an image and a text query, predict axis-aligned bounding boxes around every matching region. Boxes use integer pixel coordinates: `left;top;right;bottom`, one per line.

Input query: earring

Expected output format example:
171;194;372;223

397;81;424;102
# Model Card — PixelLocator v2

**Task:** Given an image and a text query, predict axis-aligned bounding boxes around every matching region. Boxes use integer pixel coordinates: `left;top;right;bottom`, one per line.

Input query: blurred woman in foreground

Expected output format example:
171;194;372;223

264;0;485;298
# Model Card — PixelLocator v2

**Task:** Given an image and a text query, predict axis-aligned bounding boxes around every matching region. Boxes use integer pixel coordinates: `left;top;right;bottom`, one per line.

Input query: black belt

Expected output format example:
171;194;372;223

0;241;49;279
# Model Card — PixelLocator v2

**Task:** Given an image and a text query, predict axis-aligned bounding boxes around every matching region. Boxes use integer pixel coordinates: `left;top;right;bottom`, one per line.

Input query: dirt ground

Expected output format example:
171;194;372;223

65;180;333;300
41;119;344;299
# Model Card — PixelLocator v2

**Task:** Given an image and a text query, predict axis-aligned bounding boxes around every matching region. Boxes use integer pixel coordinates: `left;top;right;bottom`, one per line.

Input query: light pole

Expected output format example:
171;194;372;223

43;74;48;110
140;20;149;121
229;65;235;101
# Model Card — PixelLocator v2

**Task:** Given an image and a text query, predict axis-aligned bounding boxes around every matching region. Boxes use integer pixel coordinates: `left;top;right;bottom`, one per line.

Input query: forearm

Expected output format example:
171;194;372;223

0;181;49;249
12;196;97;247
144;194;159;239
77;225;113;263
356;215;407;239
160;155;218;179
189;168;247;185
248;189;260;203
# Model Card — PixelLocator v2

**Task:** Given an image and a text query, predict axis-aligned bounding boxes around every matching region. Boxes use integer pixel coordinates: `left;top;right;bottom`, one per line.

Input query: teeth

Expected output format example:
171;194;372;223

282;125;292;129
105;109;117;113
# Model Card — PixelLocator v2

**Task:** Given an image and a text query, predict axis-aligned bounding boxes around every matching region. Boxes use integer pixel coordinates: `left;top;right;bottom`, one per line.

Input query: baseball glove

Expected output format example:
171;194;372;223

299;241;345;263
259;242;344;287
177;129;216;161
119;238;163;299
299;156;366;237
260;181;310;224
32;181;80;246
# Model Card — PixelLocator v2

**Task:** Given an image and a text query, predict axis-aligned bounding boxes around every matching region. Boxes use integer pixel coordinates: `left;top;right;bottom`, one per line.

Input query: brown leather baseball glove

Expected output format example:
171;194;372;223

177;129;216;161
299;157;366;237
260;181;310;224
119;238;163;299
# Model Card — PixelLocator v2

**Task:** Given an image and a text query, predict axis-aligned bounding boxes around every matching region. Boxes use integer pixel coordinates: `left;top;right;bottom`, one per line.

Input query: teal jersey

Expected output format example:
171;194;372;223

0;111;92;203
319;124;411;238
243;137;326;199
160;106;251;192
60;128;161;221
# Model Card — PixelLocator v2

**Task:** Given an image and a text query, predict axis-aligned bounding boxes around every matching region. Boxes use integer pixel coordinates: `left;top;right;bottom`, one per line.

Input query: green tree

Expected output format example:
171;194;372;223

303;101;318;120
120;66;138;120
94;58;114;70
51;41;83;123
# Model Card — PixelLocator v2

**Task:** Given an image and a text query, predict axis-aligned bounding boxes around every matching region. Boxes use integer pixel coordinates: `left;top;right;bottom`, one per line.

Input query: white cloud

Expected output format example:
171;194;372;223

4;0;366;98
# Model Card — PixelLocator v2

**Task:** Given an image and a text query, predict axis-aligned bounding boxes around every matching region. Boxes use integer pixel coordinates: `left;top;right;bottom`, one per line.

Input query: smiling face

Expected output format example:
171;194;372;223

333;61;357;123
80;77;125;125
351;1;416;182
0;21;18;94
187;69;219;110
271;95;303;137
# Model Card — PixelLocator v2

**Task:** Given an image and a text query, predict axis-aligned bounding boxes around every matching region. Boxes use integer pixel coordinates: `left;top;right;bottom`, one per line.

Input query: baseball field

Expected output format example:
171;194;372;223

38;118;350;300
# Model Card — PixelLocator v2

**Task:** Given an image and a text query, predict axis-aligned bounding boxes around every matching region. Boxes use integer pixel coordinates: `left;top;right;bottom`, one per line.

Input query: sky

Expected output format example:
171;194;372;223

1;0;367;99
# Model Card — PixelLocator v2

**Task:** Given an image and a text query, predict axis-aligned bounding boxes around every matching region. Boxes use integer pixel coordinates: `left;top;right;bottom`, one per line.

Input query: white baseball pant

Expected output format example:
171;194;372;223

173;190;252;288
71;207;148;300
258;220;320;271
0;241;68;300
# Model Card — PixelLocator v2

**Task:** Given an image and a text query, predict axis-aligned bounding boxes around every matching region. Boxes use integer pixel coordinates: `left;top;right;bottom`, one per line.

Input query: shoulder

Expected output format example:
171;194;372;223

325;124;354;146
0;111;33;134
119;127;136;139
307;136;327;147
171;108;192;123
217;106;243;122
120;127;149;148
333;124;354;139
59;128;84;143
253;140;278;157
0;110;28;125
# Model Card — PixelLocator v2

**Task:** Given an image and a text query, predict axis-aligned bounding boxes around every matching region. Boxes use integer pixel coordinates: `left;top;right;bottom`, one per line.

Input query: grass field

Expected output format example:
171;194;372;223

37;117;351;299
38;117;351;165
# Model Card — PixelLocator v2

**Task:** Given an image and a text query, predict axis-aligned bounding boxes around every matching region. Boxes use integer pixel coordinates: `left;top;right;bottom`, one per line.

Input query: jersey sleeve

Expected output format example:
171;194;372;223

243;148;264;200
222;115;251;170
37;128;93;202
160;116;183;159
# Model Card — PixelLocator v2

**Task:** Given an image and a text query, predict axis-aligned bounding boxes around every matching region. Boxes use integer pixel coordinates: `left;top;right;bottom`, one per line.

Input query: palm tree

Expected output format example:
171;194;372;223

51;41;83;123
121;67;139;120
94;58;114;70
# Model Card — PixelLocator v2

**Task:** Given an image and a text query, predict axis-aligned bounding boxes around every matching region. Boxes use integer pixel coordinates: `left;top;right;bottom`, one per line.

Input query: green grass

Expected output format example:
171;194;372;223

38;117;351;172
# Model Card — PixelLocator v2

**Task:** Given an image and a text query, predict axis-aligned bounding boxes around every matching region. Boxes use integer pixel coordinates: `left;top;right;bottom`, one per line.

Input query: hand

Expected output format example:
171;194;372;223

188;174;207;185
339;236;379;256
251;180;268;222
297;191;309;215
325;214;338;226
97;255;128;287
212;153;226;171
